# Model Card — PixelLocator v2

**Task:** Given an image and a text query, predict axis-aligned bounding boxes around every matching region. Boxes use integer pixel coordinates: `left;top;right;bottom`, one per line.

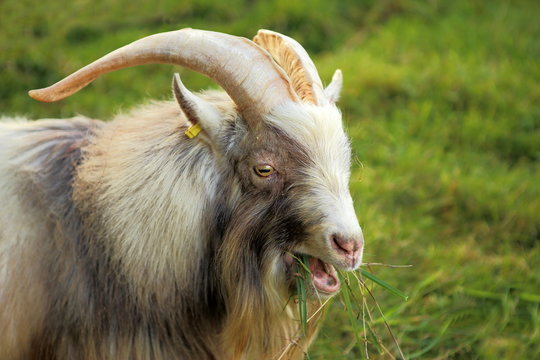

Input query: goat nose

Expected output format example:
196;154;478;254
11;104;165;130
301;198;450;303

331;233;363;258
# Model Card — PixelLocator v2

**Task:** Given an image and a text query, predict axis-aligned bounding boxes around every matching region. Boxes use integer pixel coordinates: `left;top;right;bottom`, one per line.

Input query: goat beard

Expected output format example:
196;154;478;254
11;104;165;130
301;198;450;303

218;234;328;357
219;249;329;359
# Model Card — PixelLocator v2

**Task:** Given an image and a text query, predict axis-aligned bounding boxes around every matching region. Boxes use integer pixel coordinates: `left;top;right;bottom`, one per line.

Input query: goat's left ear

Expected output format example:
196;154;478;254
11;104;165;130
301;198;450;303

324;69;343;104
172;73;222;139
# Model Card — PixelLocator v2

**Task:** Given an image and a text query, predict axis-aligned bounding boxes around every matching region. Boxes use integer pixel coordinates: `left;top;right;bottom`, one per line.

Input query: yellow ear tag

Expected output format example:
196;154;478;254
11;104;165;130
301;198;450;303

185;123;202;139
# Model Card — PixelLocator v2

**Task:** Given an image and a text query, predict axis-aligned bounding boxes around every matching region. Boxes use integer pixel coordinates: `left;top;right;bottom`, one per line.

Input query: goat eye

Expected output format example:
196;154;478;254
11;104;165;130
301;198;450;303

254;164;275;177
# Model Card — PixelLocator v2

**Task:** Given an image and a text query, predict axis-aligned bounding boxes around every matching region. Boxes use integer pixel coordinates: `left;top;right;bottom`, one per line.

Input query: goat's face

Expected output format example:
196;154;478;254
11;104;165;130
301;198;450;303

219;101;364;297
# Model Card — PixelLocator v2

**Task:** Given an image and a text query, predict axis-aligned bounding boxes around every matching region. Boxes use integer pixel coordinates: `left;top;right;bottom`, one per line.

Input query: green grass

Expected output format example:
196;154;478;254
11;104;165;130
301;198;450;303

2;0;539;358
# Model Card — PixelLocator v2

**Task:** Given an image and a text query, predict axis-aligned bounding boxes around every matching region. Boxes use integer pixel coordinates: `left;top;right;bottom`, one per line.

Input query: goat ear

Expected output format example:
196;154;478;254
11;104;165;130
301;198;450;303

172;73;221;138
324;69;343;104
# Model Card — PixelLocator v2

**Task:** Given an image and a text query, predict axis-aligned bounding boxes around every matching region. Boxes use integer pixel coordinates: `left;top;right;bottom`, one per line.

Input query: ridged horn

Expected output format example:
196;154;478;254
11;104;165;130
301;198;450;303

29;28;299;122
253;29;327;105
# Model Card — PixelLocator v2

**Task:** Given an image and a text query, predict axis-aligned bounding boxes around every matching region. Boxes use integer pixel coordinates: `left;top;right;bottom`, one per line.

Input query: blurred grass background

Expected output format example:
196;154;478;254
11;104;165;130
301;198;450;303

1;0;539;358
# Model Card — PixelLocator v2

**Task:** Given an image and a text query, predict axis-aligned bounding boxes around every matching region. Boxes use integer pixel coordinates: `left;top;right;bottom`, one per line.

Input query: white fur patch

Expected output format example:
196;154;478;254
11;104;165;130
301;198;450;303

74;102;224;302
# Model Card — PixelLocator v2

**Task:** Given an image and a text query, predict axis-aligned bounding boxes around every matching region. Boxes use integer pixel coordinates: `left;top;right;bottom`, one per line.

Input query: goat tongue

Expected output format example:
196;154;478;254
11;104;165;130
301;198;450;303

308;257;340;294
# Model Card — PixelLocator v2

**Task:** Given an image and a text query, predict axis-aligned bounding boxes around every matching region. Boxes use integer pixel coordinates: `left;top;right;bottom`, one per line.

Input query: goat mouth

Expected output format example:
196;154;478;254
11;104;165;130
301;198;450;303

285;254;341;295
308;256;341;294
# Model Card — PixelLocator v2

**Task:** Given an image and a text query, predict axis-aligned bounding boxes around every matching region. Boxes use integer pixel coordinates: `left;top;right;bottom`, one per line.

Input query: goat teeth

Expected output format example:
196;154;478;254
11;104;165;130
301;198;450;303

322;262;330;274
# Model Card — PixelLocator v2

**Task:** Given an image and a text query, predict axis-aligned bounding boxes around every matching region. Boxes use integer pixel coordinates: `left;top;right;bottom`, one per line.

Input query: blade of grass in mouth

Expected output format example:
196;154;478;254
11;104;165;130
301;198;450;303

296;255;310;336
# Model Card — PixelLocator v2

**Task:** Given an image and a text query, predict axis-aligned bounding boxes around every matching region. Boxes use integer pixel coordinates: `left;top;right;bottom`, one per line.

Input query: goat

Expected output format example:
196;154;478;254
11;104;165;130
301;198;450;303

0;28;364;359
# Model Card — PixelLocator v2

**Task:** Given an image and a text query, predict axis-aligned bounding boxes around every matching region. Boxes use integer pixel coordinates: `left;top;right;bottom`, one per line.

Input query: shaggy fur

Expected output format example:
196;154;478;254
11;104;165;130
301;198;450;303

1;89;362;358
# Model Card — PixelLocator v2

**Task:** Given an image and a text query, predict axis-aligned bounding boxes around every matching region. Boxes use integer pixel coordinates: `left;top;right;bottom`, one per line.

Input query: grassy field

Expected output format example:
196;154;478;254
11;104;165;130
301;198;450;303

1;0;539;358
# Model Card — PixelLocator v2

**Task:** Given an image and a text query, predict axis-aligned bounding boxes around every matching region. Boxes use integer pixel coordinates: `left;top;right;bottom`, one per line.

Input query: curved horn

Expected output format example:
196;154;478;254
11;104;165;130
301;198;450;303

29;28;299;122
253;29;327;106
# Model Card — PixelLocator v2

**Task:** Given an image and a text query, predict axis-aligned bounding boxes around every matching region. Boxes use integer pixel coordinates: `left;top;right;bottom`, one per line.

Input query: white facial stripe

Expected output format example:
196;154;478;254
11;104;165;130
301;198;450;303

266;102;352;198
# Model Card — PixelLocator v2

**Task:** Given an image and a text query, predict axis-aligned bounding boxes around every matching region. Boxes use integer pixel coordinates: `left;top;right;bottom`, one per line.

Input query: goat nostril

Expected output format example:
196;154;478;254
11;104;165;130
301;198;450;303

331;234;357;255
